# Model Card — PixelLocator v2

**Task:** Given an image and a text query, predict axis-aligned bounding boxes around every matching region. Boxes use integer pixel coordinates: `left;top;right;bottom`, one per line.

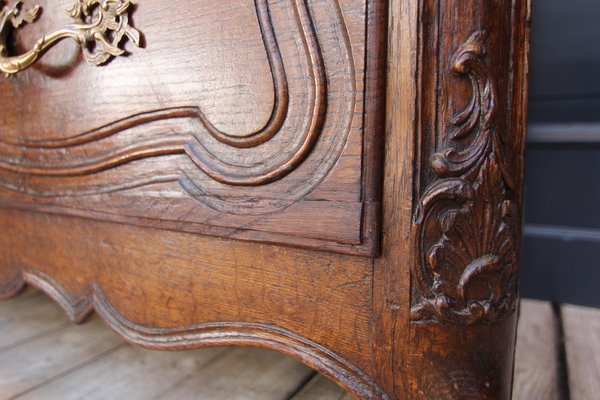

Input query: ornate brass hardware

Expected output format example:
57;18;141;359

0;0;141;76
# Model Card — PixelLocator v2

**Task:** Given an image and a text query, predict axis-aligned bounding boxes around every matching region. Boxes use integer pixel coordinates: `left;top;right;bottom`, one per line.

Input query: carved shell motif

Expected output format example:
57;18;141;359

411;31;519;325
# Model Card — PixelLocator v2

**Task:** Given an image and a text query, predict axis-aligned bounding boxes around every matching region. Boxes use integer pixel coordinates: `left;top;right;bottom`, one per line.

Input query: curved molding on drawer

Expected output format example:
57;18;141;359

0;0;354;214
0;267;389;400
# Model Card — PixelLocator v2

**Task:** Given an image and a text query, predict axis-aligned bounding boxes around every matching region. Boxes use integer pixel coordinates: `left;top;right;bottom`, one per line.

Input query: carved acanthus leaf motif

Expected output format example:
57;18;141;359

411;31;519;325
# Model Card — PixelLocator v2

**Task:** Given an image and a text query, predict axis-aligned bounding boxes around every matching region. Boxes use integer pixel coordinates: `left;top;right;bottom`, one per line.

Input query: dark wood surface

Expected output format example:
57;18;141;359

0;1;531;398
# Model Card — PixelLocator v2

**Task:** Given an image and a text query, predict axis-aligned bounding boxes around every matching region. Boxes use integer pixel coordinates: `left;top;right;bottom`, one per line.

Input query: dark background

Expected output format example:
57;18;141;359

521;0;600;307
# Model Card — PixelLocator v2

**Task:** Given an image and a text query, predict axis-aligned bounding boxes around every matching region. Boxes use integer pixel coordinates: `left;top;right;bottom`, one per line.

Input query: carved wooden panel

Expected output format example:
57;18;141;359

409;1;529;326
0;0;532;398
0;0;386;256
411;31;518;324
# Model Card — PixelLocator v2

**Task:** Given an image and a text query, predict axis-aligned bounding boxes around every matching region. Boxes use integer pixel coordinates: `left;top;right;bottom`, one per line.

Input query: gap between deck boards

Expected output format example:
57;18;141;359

1;290;599;400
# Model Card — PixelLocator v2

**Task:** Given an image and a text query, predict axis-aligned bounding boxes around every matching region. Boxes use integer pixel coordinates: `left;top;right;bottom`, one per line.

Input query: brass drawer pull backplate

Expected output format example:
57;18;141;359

0;0;140;76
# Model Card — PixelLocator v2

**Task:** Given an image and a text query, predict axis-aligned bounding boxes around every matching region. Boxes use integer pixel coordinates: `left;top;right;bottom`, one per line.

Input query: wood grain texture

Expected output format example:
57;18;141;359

0;290;316;400
0;208;386;399
1;294;574;400
410;0;532;326
19;347;313;400
512;300;562;400
0;0;531;399
374;0;531;398
0;318;123;399
411;29;520;324
0;0;388;256
16;346;228;400
0;289;70;352
562;304;600;400
150;347;314;400
371;0;418;397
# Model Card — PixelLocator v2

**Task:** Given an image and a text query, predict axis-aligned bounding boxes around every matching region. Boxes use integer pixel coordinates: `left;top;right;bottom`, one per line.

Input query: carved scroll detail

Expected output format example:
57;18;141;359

411;31;519;325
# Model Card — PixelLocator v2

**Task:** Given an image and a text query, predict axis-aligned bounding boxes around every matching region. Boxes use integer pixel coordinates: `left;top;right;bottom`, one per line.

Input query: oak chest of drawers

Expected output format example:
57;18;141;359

0;1;530;398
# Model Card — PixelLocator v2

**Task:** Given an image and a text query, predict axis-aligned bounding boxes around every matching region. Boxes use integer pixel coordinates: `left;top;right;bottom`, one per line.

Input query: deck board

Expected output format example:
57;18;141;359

16;346;227;400
561;304;600;400
289;374;352;400
0;289;70;352
151;348;314;400
512;299;562;400
0;291;598;399
0;317;123;399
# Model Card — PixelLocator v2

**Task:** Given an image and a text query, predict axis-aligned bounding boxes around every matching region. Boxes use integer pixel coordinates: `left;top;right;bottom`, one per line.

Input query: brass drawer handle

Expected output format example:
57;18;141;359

0;0;141;76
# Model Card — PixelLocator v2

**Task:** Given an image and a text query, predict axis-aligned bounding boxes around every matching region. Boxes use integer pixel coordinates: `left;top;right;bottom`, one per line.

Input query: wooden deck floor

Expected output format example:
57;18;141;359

1;289;598;399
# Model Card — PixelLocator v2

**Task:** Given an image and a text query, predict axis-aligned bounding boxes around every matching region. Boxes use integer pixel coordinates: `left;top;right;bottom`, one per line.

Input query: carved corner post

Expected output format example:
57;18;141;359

374;0;531;398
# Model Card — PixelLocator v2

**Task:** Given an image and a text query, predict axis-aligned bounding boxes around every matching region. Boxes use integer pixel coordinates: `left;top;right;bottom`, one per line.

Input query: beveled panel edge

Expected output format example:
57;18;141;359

358;0;390;259
0;200;379;257
0;0;388;258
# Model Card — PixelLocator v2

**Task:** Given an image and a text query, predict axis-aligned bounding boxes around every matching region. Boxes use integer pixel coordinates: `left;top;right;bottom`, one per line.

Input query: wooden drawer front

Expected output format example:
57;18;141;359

0;0;386;256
